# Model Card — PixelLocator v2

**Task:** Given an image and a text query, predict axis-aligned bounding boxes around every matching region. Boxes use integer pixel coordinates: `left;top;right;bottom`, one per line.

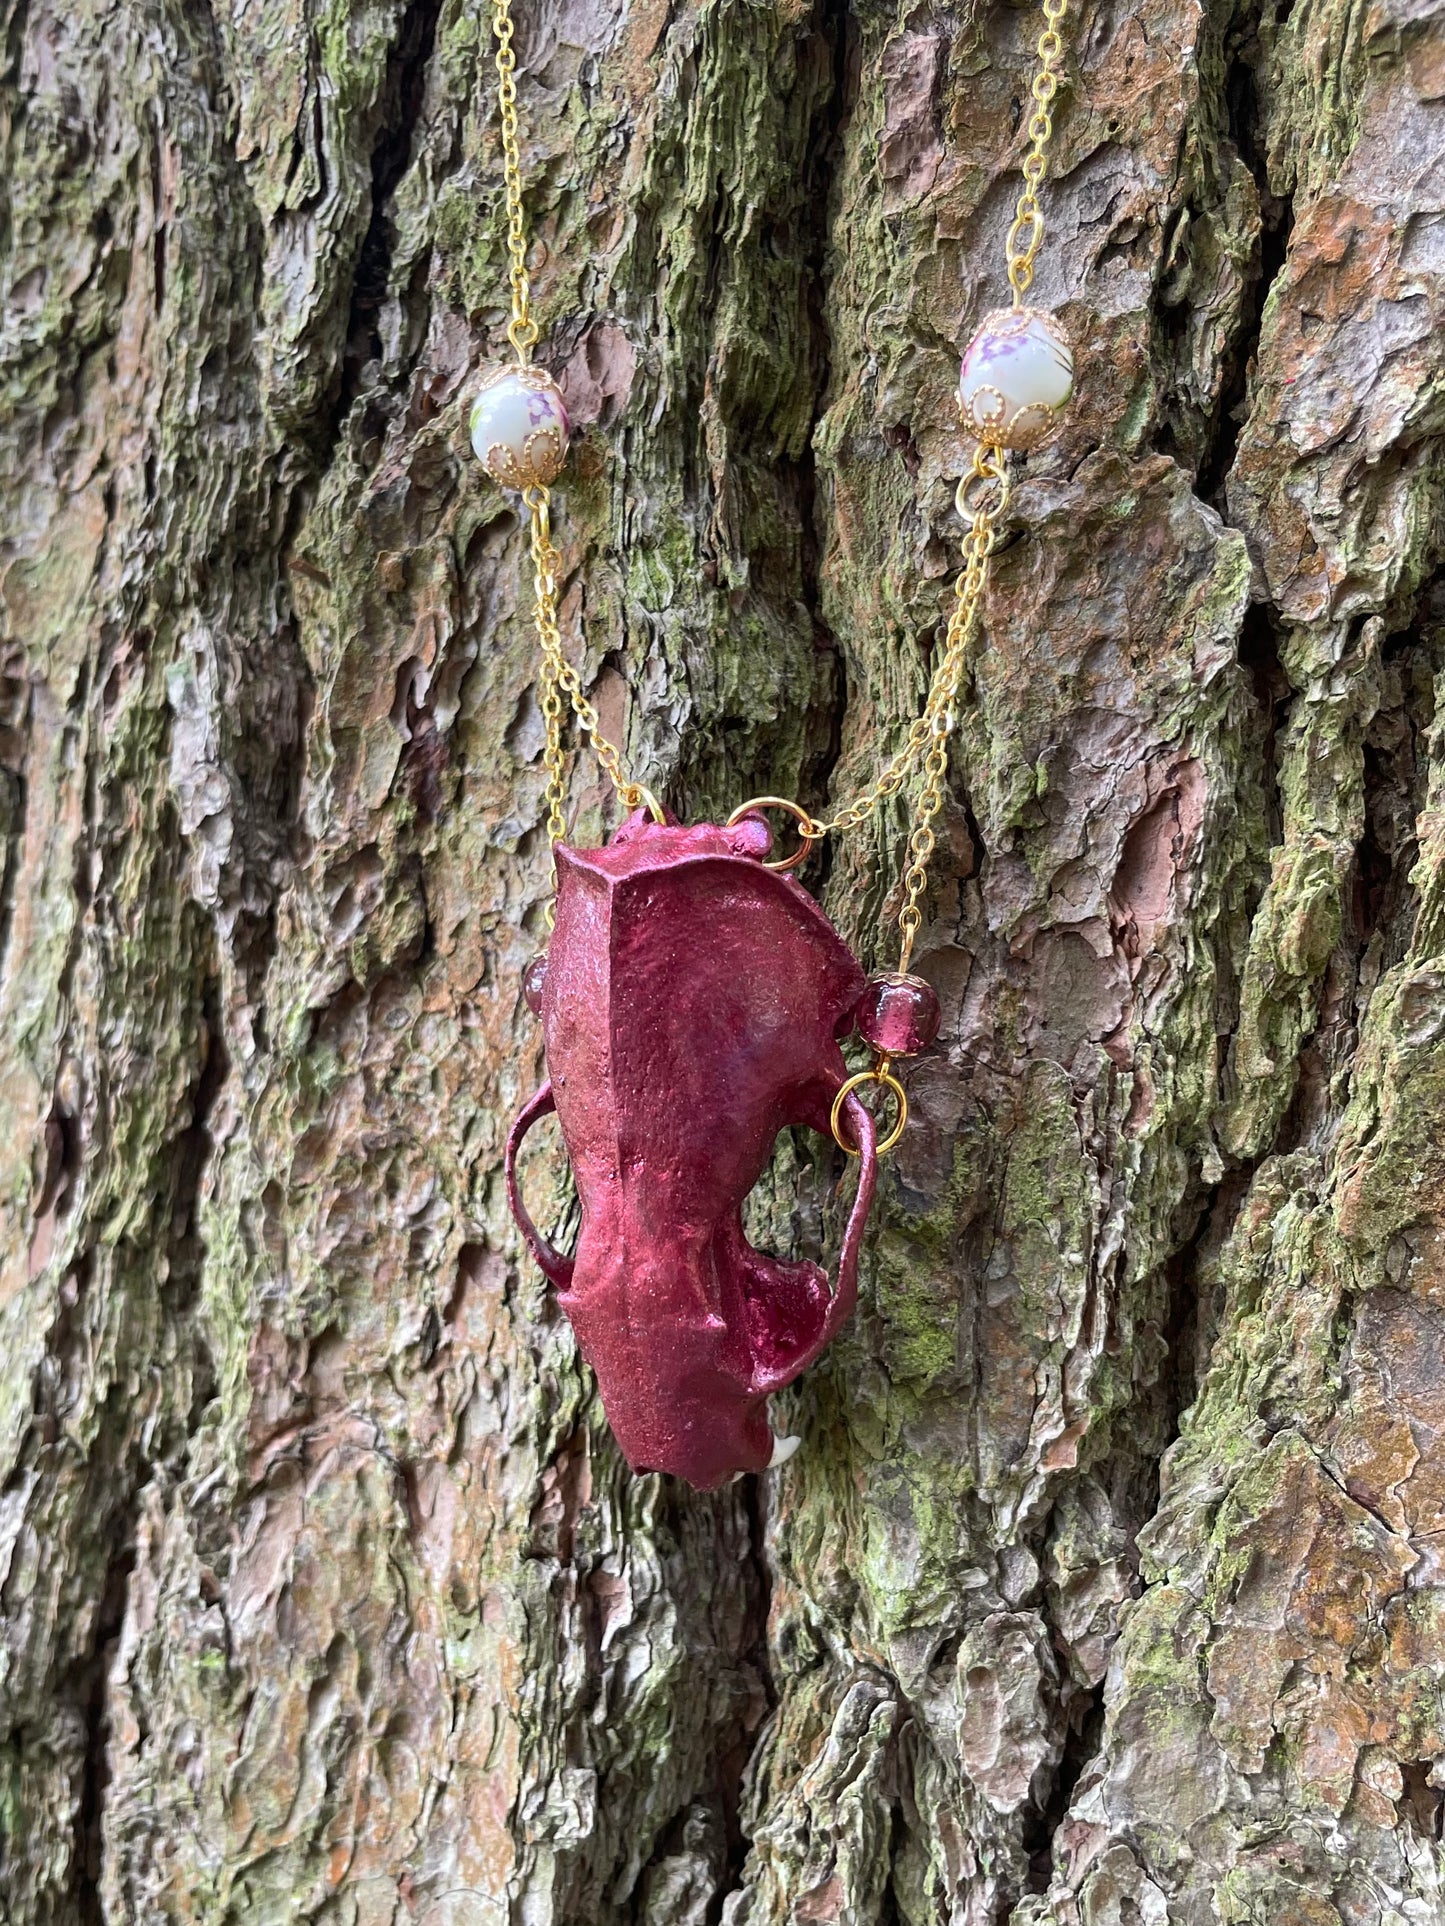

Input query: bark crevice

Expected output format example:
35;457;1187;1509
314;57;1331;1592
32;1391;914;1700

332;0;444;454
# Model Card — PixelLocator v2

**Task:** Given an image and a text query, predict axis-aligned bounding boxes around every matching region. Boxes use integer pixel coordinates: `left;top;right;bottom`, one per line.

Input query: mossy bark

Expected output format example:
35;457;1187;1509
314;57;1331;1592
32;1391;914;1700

1;0;1443;1920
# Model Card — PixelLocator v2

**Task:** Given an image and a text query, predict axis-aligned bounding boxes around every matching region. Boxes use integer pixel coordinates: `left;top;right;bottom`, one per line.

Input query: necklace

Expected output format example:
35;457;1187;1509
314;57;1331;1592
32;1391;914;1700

481;0;1074;1486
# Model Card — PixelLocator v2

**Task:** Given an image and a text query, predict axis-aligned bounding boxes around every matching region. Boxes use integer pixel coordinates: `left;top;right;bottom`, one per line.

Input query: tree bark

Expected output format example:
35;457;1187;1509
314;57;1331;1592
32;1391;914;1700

1;0;1443;1919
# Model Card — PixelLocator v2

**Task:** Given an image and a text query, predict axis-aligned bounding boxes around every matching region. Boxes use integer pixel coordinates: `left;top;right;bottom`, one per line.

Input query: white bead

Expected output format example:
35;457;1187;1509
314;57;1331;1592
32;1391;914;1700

958;306;1074;452
469;365;571;487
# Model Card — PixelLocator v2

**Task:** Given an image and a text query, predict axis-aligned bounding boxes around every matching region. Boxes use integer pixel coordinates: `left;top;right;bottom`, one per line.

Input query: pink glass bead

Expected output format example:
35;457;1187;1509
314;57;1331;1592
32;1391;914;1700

856;972;941;1058
523;954;548;1015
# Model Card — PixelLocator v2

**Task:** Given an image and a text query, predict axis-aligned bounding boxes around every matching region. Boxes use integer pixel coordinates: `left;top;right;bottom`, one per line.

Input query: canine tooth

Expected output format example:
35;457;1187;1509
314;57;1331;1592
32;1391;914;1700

769;1432;802;1468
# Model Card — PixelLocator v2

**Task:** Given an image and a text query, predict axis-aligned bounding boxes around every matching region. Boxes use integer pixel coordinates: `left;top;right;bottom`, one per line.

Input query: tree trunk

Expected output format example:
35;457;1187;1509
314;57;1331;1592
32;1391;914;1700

2;0;1443;1918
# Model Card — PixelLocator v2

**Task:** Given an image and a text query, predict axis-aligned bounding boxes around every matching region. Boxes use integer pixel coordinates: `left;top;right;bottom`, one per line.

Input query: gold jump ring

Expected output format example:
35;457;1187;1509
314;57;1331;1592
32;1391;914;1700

629;784;667;825
726;796;823;873
830;1067;908;1158
955;470;1006;528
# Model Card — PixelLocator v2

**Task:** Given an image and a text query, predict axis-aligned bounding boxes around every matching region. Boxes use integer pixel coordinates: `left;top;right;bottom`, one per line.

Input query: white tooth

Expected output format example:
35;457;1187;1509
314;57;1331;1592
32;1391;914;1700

769;1432;802;1468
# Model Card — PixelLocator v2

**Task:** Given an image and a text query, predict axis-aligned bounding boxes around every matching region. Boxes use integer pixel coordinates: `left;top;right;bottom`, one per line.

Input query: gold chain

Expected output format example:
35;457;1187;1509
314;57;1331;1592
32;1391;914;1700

523;490;568;846
811;441;1008;847
523;488;654;820
490;0;538;362
486;0;1067;975
819;0;1067;972
894;445;1008;974
812;0;1065;1146
1006;0;1069;304
490;0;646;848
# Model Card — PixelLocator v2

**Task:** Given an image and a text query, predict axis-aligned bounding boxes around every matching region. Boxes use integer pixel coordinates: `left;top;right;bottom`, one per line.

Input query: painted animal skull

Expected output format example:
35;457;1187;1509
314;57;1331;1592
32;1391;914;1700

507;811;877;1488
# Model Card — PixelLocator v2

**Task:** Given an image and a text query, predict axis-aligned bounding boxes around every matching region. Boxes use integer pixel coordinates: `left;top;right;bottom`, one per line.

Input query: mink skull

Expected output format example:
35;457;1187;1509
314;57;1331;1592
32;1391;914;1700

506;811;877;1489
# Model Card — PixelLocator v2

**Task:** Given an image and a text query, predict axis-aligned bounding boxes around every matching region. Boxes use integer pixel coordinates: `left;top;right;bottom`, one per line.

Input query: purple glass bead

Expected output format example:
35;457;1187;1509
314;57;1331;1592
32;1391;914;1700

856;972;941;1058
523;953;548;1015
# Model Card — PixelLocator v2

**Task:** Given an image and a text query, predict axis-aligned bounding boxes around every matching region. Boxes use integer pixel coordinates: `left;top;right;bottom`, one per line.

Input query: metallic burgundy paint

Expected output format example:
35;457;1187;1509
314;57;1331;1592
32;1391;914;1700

506;810;877;1488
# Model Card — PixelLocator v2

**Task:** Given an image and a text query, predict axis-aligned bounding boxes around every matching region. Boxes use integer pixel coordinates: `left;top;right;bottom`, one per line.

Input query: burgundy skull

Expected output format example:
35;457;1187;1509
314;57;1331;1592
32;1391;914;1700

506;811;877;1488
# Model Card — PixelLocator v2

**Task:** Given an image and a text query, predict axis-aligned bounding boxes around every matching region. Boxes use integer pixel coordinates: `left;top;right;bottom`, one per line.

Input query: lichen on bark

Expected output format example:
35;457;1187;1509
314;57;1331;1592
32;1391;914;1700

1;0;1444;1921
